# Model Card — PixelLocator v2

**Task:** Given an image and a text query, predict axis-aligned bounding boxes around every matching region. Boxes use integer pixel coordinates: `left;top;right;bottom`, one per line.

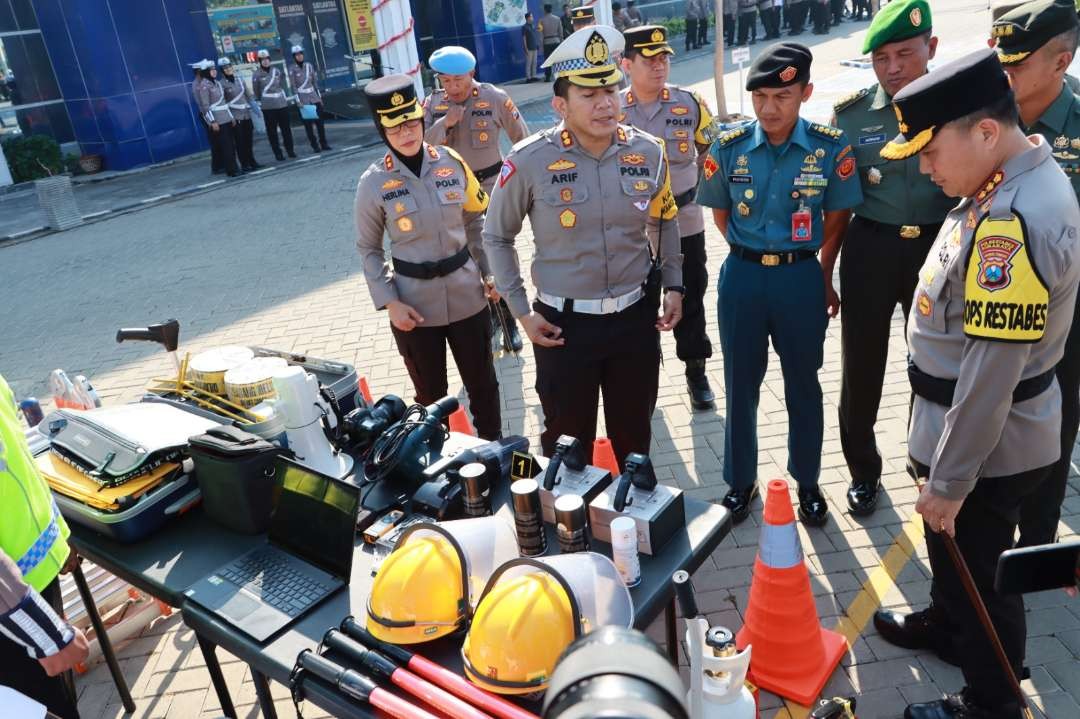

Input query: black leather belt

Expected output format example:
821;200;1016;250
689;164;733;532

392;247;470;279
908;361;1056;407
674;188;696;209
853;215;942;240
474;161;503;183
728;244;817;267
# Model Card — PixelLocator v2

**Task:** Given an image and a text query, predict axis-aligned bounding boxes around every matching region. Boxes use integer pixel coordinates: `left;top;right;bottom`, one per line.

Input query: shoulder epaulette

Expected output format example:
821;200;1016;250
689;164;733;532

511;129;548;154
716;125;750;147
833;87;871;114
808;122;844;142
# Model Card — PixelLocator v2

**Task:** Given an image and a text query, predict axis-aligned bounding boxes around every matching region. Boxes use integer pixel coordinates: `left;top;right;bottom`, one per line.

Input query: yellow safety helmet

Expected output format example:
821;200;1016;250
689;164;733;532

462;559;583;696
366;531;468;644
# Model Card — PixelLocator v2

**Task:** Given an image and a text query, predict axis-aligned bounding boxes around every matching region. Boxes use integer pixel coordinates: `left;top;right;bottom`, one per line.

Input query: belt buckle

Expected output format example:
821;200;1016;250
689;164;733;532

600;296;618;314
900;225;922;239
761;254;780;267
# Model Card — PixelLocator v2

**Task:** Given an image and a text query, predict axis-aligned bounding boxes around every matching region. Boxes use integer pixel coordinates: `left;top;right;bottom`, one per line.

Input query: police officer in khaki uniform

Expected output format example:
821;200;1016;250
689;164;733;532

540;4;565;80
868;49;1080;719
832;0;954;516
570;5;596;31
423;45;530;354
190;59;225;174
483;25;683;464
288;44;331;153
620;25;717;409
355;75;502;439
252;49;296;161
993;0;1080;552
218;57;260;173
194;60;239;177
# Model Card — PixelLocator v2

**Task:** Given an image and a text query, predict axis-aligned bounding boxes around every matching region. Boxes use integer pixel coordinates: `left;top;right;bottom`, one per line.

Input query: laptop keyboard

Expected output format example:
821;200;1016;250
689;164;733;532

219;548;331;617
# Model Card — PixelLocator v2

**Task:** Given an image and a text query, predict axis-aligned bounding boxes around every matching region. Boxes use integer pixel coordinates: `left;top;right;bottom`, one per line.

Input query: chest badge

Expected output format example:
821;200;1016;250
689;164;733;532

397;216;414;233
736;155;749;167
559;209;577;228
478;131;490;142
621;153;646;165
548;159;577;171
678;141;689;154
633;180;650;191
382;178;404;190
671;106;689;116
815;148;825;159
867;167;882;185
434;167;455;178
474;100;490;109
561;188;574;202
1055;135;1069;149
967;209;978;229
633;199;649;211
394;201;406;214
737;201;751;217
744;189;755;199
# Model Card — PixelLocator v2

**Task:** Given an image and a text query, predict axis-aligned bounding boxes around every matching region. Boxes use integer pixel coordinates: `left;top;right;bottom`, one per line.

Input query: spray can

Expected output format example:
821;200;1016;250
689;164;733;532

19;398;44;427
459;462;492;517
511;479;547;556
554;494;589;553
610;515;641;587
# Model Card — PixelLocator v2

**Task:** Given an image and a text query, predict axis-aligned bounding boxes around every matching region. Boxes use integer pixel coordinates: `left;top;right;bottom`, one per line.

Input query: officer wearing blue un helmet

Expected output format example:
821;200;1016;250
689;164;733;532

423;45;529;356
697;42;863;526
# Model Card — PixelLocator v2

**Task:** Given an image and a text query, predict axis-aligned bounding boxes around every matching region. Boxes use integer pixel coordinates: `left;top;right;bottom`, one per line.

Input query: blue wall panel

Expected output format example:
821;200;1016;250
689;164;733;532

33;0;212;170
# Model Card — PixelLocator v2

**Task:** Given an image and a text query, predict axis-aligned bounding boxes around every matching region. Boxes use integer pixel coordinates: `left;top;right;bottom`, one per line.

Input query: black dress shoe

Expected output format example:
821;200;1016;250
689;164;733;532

320;144;332;151
287;150;298;159
873;608;960;665
274;152;286;161
721;484;759;524
796;486;828;526
905;690;1020;719
685;360;715;410
846;477;881;516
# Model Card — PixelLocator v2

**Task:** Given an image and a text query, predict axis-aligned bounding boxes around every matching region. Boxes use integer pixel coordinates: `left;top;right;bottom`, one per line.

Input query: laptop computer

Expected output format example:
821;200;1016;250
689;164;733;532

184;456;360;642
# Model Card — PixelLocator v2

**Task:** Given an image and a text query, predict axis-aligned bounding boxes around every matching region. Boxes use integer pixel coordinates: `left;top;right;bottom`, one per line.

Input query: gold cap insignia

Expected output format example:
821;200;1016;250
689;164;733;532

650;29;664;43
909;7;922;27
585;31;610;66
390;92;404;106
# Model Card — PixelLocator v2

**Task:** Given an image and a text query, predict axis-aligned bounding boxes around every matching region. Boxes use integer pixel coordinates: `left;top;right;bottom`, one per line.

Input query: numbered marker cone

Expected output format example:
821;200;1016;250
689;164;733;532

358;376;374;405
449;406;476;436
736;479;846;705
592;436;619;475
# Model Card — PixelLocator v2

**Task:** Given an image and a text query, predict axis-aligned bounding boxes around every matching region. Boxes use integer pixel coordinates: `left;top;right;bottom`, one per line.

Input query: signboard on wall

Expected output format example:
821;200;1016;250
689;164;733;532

311;0;353;89
208;4;279;54
343;0;377;52
483;0;528;31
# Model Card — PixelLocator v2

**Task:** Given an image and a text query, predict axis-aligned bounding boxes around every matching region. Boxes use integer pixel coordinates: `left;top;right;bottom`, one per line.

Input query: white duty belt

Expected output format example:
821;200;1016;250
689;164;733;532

298;65;314;94
208;83;234;121
228;90;248;110
537;286;644;315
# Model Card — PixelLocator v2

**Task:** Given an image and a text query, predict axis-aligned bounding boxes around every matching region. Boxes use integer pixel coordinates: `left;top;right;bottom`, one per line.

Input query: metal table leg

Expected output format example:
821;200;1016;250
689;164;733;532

665;597;679;665
252;669;280;719
70;562;136;713
196;633;237;718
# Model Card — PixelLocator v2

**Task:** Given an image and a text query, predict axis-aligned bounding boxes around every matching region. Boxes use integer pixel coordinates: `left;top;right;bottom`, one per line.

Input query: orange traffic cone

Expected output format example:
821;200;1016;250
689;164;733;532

592;436;620;475
736;479;846;705
358;376;374;405
449;406;476;436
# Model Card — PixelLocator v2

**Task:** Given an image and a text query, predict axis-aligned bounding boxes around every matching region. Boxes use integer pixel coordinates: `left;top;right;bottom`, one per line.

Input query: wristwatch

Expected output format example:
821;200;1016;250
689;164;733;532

664;286;686;295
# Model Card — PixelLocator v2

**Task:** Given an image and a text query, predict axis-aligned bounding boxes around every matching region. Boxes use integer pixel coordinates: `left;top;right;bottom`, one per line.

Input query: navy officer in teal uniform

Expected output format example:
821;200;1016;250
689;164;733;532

697;42;863;526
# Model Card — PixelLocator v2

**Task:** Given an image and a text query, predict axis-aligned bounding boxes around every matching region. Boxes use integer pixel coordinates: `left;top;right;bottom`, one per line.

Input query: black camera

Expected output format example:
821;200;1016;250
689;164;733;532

341;395;407;450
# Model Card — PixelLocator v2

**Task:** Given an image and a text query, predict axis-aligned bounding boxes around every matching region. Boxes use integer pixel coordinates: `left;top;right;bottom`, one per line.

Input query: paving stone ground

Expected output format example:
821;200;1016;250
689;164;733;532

2;3;1079;717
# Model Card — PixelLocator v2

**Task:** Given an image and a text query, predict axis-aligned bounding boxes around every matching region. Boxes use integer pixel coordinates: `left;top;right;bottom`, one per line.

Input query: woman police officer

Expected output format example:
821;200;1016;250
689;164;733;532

354;74;502;439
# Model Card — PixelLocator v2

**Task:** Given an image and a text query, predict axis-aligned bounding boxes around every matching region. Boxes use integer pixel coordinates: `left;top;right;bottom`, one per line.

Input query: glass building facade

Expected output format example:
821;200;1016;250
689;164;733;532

3;0;556;173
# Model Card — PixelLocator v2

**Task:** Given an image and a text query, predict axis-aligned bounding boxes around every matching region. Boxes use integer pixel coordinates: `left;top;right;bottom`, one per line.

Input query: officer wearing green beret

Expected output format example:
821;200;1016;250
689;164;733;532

870;48;1080;719
831;0;955;516
993;0;1080;551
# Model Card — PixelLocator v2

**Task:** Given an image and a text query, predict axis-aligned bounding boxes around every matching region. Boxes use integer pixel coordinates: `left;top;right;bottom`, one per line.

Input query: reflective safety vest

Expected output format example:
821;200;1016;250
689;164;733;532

0;374;70;593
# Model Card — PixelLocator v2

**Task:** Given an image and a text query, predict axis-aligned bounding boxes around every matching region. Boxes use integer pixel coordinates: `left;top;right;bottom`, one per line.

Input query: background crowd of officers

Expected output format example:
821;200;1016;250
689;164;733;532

355;1;1080;716
190;45;332;178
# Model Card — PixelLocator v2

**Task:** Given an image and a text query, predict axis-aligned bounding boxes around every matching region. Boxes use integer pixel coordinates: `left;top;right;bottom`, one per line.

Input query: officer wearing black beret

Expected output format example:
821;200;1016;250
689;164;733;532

870;49;1080;719
994;0;1080;551
698;42;863;526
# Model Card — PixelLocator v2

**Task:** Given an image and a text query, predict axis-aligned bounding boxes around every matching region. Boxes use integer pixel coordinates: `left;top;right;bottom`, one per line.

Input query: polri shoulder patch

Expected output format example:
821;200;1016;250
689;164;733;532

963;212;1049;343
833;87;871;114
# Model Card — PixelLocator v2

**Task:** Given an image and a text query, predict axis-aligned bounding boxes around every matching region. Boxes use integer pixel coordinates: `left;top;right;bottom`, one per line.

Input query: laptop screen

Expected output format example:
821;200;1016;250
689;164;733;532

268;458;359;581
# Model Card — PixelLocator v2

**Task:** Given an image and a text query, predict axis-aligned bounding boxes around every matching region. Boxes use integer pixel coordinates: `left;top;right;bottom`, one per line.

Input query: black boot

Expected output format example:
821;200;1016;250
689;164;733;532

721;484;759;523
846;476;881;516
797;485;829;526
274;150;286;161
685;360;715;410
873;607;960;665
905;689;1020;719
